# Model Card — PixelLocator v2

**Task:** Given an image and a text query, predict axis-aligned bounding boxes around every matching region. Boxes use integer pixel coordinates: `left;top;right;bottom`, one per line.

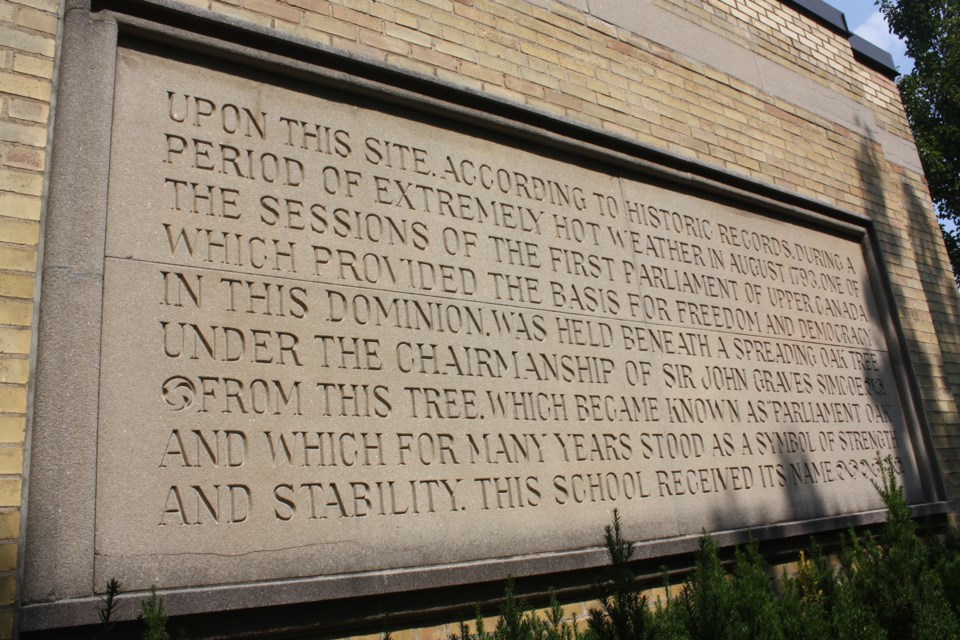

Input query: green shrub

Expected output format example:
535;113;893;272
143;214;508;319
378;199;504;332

95;578;122;640
832;458;959;640
780;546;833;640
451;579;585;640
675;534;734;640
728;542;783;640
582;457;960;640
587;509;652;640
141;586;171;640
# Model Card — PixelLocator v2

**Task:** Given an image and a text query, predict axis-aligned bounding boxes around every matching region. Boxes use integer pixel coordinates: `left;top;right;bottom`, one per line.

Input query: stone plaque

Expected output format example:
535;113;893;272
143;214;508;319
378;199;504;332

95;45;926;591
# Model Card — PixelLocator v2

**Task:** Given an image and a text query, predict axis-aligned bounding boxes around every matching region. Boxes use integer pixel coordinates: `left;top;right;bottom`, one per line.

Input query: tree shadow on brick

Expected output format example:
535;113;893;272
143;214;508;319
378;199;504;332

900;179;960;495
856;123;960;501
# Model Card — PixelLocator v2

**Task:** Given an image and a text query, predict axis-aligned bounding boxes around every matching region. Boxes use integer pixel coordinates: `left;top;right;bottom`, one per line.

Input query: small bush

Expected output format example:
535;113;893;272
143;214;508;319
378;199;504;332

588;509;652;640
141;586;171;640
729;543;783;640
581;456;960;640
831;459;959;640
96;578;122;640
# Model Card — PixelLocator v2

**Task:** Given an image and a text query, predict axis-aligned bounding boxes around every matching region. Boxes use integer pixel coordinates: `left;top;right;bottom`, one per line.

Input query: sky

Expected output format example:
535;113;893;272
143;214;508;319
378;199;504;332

829;0;913;72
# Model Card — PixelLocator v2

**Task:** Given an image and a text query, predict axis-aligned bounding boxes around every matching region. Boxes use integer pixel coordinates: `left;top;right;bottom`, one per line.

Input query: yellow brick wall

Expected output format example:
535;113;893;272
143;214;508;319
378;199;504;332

0;0;57;635
3;0;960;637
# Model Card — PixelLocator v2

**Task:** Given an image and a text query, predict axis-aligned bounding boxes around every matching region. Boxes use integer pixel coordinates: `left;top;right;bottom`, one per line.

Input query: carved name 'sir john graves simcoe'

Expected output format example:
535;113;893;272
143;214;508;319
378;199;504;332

93;43;926;591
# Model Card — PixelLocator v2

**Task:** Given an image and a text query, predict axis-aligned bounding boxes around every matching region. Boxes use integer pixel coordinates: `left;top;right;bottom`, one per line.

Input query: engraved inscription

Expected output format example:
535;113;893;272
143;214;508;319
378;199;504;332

94;48;925;590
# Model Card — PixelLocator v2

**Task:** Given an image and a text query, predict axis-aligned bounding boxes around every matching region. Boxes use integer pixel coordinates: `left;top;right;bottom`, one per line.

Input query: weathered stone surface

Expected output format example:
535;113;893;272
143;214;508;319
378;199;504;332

90;45;927;592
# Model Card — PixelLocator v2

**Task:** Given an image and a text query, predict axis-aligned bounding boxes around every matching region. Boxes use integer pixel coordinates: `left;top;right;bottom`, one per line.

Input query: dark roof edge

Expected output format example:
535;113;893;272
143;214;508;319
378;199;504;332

779;0;899;78
781;0;847;33
850;34;899;77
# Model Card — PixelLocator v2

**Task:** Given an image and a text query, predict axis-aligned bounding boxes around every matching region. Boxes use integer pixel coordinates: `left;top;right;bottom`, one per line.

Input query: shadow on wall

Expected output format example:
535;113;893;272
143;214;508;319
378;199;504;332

856;125;960;500
694;127;957;537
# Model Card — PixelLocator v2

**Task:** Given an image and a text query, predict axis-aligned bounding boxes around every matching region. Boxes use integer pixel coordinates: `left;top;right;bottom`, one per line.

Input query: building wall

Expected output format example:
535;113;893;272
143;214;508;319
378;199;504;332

0;0;57;635
2;0;959;636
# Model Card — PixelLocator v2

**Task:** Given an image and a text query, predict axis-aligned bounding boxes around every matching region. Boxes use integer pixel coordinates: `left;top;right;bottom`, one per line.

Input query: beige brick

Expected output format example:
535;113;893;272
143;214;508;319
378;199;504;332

0;359;27;386
0;328;29;356
339;0;370;10
417;17;442;37
434;38;478;63
359;30;410;55
549;1;584;24
394;9;418;28
436;66;481;90
7;98;48;124
0;246;36;273
332;4;382;30
459;60;502;85
0;575;14;605
210;2;274;26
543;87;581;110
273;22;333;45
323;34;379;60
368;1;394;19
1;145;44;171
584;14;617;38
0;478;21;507
0;273;33;300
475;51;520;76
0;194;40;221
0;546;14;592
413;0;452;10
417;624;448;640
0;71;50;104
15;6;57;34
12;52;53;78
385;53;435;76
243;0;300;22
9;0;59;11
479;80;525;103
0;450;21;477
286;0;331;11
0;606;11;638
493;15;540;43
388;629;416;640
0;26;54;57
0;218;38;246
450;2;495;27
303;13;358;39
0;301;30;327
0;169;42;197
518;39;560;65
410;44;458;70
0;512;19;540
504;74;544;98
384;22;432;47
384;0;434;19
520;66;559;90
0;386;22;416
559;77;597;102
0;121;46;148
556;51;597;78
0;417;24;444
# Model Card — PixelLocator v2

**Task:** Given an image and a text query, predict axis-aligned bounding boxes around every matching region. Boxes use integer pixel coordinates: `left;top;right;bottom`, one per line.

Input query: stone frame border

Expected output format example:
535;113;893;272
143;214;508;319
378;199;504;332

20;0;952;630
